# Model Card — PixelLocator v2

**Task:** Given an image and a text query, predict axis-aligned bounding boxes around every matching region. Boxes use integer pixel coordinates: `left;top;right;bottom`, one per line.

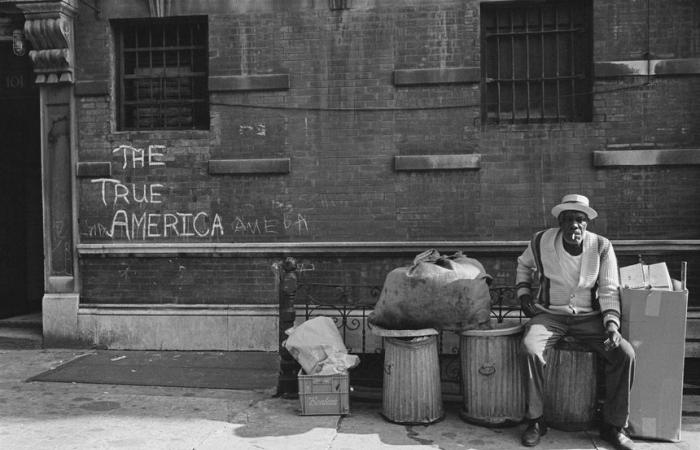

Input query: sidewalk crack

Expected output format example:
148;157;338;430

325;415;343;449
405;425;438;447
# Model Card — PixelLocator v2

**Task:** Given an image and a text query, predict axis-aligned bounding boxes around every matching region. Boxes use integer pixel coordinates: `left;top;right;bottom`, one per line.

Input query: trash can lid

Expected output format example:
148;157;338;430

460;322;524;337
371;325;439;337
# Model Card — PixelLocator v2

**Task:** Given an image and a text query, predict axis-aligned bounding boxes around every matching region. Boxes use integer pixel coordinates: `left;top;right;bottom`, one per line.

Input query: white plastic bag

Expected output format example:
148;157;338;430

316;353;360;375
283;316;360;374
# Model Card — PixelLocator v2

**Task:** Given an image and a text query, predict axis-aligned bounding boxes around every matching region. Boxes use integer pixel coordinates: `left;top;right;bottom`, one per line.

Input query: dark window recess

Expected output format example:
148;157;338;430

481;1;592;124
114;17;208;130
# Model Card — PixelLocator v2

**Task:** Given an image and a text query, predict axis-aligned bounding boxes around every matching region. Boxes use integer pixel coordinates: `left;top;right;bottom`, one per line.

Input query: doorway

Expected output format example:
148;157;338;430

0;41;43;319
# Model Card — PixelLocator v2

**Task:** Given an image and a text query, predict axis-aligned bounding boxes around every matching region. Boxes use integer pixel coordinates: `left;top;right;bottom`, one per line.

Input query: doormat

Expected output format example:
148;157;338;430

27;350;280;390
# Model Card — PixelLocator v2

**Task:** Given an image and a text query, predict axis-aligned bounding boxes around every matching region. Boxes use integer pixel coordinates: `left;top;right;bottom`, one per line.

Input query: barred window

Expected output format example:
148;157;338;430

481;1;592;124
114;17;208;130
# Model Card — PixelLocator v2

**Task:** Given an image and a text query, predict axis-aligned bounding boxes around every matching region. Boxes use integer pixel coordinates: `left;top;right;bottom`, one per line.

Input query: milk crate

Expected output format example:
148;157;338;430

298;370;350;415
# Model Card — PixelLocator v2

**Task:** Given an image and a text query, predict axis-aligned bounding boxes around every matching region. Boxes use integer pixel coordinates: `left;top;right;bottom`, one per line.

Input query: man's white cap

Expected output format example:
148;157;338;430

551;194;598;220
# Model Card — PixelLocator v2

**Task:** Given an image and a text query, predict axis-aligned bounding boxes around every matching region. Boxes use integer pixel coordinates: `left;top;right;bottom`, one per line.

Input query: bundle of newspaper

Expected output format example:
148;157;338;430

619;262;673;290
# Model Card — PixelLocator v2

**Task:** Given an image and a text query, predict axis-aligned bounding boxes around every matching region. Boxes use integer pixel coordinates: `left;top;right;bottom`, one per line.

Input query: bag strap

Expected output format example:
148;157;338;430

531;230;550;308
590;235;607;310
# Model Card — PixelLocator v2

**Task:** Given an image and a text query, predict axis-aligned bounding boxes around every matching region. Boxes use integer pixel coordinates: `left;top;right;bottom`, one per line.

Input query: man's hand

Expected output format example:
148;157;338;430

519;294;538;318
604;322;622;351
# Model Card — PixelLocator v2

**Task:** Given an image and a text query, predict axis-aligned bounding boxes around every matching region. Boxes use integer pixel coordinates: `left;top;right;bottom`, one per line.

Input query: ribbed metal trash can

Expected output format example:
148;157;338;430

460;321;525;427
543;338;598;431
375;327;443;424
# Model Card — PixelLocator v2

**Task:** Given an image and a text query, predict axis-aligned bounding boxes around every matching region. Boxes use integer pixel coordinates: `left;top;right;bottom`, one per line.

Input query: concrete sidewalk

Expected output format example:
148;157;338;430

1;348;699;450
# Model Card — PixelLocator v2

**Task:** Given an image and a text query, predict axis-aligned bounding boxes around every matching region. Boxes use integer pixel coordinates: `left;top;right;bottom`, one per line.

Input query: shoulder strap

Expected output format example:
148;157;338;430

531;230;550;308
598;235;609;257
590;235;607;310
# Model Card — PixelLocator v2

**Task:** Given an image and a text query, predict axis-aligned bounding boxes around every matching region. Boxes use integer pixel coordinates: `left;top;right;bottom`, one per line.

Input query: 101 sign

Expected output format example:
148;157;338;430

4;74;25;89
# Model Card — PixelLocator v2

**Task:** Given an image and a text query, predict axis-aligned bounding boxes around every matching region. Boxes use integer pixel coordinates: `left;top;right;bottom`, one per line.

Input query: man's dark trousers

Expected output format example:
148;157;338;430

521;312;636;427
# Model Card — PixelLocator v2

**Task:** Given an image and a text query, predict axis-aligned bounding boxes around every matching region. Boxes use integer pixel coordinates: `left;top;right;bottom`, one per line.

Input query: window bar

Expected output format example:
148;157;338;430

176;23;182;128
190;23;196;129
496;12;501;123
510;9;515;122
482;10;489;124
135;26;142;129
525;8;531;122
569;3;577;119
161;24;166;128
119;27;126;129
555;7;561;121
148;25;153;130
539;8;545;121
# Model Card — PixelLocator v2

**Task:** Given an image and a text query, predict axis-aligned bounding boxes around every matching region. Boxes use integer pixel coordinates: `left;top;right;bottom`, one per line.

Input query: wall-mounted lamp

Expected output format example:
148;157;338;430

12;29;26;56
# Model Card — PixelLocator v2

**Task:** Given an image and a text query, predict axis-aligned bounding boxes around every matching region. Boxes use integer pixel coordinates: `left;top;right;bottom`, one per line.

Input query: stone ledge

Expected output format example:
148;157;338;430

77;161;111;178
76;306;279;351
208;158;290;174
78;304;278;316
394;154;481;171
595;58;700;78
393;67;480;86
209;74;289;92
655;58;700;75
75;240;700;257
593;149;700;166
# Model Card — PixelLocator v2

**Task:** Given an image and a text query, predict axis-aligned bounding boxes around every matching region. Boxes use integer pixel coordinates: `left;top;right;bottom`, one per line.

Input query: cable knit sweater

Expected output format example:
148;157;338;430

516;228;621;328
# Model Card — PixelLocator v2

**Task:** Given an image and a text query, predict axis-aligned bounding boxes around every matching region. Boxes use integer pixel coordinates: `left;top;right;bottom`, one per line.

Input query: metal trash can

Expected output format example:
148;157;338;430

543;338;598;431
460;321;525;427
374;327;443;424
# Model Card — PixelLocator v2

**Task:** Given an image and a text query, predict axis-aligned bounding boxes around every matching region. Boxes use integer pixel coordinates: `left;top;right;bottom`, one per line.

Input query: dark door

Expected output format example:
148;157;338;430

0;41;43;319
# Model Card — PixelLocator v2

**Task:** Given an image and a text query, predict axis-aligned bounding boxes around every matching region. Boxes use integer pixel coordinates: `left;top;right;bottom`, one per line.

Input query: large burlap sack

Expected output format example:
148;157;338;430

368;250;492;331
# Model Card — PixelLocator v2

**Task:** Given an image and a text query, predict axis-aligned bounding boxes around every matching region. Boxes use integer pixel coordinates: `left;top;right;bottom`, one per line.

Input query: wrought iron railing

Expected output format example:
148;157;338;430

295;279;524;389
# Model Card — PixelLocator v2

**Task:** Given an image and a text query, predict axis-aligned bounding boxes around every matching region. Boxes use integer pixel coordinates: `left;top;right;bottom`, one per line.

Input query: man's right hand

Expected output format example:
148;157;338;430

519;294;538;318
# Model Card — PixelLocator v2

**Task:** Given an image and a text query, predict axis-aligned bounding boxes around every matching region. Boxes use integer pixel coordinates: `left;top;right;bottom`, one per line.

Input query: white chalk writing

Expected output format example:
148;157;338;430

239;123;266;136
232;213;309;235
85;144;311;241
107;210;224;240
86;144;224;241
112;144;165;169
81;222;111;238
90;179;164;206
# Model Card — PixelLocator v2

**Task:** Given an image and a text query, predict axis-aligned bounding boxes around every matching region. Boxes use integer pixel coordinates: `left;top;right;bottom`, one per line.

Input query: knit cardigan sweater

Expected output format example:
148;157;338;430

516;228;621;328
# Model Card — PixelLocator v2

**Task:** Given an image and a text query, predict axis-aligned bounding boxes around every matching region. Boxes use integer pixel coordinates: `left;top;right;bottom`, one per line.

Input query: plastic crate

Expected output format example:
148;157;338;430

298;370;350;415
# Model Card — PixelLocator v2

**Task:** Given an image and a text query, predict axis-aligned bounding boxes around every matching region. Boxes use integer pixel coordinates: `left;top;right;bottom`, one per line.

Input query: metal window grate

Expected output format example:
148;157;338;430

115;17;208;130
481;0;592;124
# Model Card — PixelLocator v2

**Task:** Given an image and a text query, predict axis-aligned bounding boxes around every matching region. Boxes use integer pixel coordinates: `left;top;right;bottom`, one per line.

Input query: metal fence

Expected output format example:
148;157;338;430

295;279;524;390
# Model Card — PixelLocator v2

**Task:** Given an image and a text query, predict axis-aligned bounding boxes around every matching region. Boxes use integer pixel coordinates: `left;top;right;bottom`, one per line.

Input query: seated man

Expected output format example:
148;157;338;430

516;194;636;450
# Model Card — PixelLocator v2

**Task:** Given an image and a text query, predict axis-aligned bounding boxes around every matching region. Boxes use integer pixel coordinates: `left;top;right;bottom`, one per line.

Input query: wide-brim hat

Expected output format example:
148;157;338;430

551;194;598;220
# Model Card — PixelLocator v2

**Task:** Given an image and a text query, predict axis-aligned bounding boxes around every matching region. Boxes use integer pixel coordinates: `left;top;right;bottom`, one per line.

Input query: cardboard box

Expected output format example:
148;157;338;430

620;286;688;442
297;370;350;415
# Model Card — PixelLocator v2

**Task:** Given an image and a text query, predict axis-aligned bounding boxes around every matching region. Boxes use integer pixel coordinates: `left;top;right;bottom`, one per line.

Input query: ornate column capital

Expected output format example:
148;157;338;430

16;1;79;84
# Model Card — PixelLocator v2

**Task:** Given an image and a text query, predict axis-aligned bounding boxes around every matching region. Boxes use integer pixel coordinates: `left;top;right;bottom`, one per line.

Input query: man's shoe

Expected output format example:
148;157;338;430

521;418;547;447
600;424;635;450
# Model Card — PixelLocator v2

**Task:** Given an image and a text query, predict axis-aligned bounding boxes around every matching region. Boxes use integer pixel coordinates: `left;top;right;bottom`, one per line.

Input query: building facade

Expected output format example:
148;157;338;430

1;0;699;353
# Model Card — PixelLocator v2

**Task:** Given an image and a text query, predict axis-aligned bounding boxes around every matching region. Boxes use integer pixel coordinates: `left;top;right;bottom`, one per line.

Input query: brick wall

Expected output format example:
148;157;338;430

74;0;700;306
80;256;277;305
594;0;700;60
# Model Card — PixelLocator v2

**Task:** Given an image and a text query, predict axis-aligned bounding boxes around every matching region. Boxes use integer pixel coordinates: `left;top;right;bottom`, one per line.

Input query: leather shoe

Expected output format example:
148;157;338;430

521;418;547;447
600;424;635;450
